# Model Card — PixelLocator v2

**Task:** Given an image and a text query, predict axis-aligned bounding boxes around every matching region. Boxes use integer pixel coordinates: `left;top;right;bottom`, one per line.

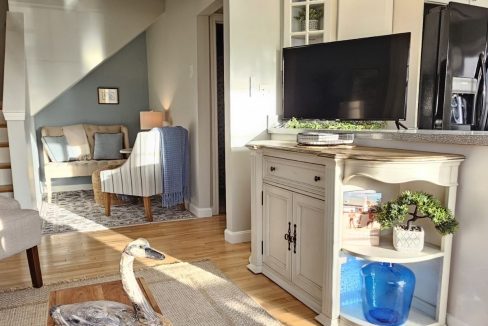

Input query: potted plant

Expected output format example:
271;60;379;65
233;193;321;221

294;8;323;31
374;191;458;252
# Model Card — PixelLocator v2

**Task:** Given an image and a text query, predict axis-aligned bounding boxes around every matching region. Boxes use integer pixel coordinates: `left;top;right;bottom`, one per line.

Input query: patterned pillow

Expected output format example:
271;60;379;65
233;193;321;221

93;133;123;160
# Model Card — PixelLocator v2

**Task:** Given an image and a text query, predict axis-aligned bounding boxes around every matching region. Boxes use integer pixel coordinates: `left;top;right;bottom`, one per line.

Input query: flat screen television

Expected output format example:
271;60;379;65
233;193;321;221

283;33;410;121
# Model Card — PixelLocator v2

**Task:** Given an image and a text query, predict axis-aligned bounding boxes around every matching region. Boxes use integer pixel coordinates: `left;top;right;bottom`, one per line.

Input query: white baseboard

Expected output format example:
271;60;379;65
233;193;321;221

224;229;251;244
189;203;213;218
45;183;93;193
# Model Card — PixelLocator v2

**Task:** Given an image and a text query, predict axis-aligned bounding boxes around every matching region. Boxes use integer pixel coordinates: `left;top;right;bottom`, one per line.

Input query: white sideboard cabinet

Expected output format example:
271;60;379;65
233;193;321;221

247;140;464;326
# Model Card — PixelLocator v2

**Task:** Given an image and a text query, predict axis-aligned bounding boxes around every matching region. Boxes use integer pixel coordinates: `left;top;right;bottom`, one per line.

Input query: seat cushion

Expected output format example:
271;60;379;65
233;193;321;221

93;133;123;160
0;209;41;260
44;159;127;179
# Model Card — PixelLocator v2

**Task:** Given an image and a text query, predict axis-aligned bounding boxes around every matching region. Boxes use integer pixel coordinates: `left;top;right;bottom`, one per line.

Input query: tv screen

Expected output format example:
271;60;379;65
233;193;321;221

283;33;410;121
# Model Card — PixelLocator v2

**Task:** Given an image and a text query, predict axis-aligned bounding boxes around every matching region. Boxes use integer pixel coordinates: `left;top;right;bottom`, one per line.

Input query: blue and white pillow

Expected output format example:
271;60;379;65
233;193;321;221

42;136;70;162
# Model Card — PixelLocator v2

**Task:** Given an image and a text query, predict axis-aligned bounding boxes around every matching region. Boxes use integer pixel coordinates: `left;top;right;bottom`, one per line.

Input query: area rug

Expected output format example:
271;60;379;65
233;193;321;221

41;190;194;235
0;260;282;326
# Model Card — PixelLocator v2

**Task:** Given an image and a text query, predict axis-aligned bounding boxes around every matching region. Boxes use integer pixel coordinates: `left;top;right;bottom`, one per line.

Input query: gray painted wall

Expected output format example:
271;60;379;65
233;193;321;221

35;32;149;185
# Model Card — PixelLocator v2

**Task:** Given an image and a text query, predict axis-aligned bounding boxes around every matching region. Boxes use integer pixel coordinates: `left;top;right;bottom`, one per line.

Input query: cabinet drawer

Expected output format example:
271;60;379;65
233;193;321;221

263;156;325;193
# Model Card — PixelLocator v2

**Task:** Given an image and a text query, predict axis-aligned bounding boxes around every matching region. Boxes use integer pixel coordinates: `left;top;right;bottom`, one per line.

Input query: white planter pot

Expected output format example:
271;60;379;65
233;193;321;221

393;225;424;252
300;20;320;31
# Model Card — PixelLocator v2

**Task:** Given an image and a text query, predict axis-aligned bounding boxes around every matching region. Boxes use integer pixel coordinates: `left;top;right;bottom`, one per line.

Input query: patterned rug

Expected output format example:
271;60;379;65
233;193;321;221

40;190;194;235
0;260;282;326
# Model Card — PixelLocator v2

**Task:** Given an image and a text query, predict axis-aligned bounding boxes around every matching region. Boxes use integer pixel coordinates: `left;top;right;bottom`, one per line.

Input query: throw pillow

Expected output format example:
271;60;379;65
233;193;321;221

41;136;70;162
63;124;91;160
93;133;123;160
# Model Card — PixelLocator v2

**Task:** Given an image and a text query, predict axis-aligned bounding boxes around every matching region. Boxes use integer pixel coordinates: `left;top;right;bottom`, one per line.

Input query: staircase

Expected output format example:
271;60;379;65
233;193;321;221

0;109;13;198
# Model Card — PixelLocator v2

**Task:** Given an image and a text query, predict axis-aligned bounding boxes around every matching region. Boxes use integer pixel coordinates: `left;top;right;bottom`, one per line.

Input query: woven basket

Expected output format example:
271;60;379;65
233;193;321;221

92;165;126;207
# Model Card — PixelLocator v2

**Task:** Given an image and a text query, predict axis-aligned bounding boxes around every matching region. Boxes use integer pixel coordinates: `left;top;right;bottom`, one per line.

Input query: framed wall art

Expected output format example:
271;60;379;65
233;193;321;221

97;87;119;104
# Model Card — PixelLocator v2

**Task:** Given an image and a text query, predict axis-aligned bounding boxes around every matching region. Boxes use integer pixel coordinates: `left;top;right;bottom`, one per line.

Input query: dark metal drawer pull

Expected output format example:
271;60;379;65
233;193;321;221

270;166;276;172
284;222;292;251
314;176;321;182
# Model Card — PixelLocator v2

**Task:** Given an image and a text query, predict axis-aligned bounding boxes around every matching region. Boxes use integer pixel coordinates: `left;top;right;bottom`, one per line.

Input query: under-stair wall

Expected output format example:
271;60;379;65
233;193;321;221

9;0;165;116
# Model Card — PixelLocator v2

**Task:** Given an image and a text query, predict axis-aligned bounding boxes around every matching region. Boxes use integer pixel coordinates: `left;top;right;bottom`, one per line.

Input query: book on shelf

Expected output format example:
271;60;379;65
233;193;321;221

343;190;382;246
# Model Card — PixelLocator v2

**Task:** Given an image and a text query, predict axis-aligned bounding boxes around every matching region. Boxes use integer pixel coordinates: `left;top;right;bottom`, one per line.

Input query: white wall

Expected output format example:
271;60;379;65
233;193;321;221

393;0;424;128
146;0;217;216
9;0;164;116
352;138;488;326
224;0;281;241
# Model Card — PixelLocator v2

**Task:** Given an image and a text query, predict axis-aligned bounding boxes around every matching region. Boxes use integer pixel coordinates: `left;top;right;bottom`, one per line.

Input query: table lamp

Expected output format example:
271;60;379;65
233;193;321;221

140;111;164;130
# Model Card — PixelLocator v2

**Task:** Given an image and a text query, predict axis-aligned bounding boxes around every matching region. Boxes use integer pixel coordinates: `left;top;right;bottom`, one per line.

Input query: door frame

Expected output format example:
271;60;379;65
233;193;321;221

210;13;224;216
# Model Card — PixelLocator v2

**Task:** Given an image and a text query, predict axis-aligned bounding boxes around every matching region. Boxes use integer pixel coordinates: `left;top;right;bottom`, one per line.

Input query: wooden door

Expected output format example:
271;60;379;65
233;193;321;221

262;184;293;281
292;193;325;301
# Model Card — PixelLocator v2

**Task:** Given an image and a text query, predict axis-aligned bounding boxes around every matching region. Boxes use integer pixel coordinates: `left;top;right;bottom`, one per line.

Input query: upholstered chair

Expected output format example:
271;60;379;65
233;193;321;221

0;197;43;288
100;129;162;221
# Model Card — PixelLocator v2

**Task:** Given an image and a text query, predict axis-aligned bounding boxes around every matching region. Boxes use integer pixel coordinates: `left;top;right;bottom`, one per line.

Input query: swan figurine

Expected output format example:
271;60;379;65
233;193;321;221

50;238;172;326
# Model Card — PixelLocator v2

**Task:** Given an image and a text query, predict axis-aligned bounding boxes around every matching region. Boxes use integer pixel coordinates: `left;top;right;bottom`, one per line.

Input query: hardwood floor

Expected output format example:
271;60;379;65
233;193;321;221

0;215;319;325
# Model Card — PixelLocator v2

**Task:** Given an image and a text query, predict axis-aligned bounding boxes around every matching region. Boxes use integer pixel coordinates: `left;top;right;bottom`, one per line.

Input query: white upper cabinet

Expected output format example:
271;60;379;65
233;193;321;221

337;0;394;41
283;0;338;47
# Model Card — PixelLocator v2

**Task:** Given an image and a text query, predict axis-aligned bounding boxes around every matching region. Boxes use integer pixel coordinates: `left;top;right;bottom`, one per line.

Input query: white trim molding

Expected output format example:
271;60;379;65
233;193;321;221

48;183;93;193
189;203;213;218
2;112;25;121
224;229;251;244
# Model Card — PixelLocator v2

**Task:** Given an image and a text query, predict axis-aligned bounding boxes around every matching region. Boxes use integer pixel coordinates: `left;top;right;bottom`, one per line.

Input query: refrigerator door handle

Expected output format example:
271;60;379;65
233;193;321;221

474;53;488;130
480;54;488;131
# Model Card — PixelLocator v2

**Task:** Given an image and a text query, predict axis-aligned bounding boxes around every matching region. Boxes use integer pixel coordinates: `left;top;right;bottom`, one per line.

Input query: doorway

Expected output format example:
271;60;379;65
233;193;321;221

210;13;225;215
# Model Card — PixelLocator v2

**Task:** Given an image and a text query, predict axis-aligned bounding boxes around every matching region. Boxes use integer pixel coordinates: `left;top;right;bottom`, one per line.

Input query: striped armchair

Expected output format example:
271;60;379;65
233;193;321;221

100;129;162;221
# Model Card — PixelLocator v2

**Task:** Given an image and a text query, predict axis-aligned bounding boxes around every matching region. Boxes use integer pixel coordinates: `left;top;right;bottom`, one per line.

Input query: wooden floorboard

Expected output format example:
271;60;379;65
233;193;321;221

0;215;319;325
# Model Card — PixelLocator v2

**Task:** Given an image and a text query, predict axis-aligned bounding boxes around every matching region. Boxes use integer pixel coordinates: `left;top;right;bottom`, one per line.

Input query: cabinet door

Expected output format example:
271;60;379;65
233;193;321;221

263;184;293;281
470;0;488;7
292;193;325;301
337;0;394;40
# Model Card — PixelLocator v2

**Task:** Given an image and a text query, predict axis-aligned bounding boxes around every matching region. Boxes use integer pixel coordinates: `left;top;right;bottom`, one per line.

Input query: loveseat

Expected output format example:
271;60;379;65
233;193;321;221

41;124;129;203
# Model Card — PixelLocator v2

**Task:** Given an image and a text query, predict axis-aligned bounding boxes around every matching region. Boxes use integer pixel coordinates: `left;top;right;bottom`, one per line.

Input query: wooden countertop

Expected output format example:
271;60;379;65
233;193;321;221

246;140;465;162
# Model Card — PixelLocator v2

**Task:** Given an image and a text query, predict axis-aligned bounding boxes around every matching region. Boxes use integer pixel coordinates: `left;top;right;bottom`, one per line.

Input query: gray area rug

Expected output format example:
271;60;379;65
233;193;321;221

41;190;194;235
0;260;282;326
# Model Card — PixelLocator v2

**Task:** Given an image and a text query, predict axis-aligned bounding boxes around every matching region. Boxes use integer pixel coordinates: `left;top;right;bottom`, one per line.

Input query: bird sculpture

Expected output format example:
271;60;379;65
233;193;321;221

50;238;172;326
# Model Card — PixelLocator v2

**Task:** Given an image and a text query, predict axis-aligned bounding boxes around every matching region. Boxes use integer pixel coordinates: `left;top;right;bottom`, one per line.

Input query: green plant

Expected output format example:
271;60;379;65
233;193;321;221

374;191;458;235
284;117;387;130
294;8;323;23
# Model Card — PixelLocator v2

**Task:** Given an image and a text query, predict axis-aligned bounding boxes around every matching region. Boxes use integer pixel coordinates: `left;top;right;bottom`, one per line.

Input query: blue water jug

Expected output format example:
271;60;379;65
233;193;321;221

361;262;416;326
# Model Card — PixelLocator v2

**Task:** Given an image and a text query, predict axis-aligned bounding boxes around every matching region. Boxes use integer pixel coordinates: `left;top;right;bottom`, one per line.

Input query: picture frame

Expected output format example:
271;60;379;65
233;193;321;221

97;87;119;104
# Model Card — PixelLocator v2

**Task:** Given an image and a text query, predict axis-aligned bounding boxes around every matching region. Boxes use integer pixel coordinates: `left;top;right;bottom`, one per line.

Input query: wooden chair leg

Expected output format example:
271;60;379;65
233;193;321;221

26;246;43;288
143;197;153;222
104;192;111;216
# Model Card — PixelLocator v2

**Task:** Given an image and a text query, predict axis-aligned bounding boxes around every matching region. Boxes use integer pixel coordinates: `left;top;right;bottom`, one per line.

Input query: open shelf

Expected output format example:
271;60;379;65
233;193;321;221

341;303;438;326
342;240;444;264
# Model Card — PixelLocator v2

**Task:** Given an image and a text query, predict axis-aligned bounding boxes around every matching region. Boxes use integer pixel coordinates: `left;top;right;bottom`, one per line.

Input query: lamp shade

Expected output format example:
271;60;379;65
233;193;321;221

140;111;164;130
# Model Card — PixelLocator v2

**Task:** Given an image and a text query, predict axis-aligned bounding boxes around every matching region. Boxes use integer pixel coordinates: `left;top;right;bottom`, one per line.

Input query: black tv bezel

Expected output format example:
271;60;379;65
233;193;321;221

281;33;410;122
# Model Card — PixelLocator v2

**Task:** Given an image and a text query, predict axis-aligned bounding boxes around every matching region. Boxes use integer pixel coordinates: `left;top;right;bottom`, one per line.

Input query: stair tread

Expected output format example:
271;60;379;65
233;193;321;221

0;163;11;169
0;142;8;148
0;124;6;128
0;184;13;193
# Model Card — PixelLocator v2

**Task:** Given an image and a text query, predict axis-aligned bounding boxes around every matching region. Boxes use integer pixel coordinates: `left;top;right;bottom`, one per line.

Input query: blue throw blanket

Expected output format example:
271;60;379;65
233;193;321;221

158;127;190;208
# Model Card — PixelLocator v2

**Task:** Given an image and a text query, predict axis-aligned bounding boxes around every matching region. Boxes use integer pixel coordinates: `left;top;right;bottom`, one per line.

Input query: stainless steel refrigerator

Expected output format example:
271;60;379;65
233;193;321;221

418;2;488;130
